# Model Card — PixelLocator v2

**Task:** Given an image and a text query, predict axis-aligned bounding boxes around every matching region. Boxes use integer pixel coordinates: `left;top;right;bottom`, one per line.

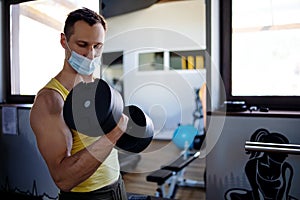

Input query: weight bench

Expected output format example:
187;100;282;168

146;151;204;198
146;169;174;198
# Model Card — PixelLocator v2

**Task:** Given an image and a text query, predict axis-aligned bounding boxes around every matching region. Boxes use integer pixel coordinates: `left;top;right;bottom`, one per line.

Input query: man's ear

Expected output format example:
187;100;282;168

60;33;67;49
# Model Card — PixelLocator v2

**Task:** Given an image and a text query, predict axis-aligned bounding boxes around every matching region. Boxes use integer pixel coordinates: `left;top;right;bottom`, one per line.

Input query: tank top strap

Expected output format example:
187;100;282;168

44;78;69;101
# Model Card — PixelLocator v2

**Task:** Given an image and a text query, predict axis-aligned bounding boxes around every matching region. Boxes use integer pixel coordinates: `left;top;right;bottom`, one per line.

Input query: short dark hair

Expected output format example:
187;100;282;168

63;7;107;41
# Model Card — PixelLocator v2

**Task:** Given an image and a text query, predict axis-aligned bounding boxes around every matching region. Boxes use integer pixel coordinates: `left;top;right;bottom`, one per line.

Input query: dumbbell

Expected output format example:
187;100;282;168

63;78;154;153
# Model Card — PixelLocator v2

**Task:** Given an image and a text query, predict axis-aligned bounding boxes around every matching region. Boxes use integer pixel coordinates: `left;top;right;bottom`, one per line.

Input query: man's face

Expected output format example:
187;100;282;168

67;20;105;60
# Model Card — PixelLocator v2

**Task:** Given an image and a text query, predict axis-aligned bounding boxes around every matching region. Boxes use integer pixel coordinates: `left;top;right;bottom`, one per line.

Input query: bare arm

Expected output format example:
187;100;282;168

30;89;127;191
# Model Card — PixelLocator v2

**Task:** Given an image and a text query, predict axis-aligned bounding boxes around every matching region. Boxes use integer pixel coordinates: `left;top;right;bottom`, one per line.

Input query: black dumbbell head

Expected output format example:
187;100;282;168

63;79;123;137
116;105;154;153
63;79;154;153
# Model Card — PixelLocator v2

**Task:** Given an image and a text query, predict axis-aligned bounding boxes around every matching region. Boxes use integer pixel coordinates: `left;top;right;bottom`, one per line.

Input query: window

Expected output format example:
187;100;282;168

221;0;300;110
139;52;164;71
138;50;205;71
170;50;205;70
4;0;100;103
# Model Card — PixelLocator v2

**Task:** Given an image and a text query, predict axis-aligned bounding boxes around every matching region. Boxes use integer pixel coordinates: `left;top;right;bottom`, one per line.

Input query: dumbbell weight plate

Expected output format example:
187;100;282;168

116;105;154;153
63;79;124;137
95;80;124;134
63;79;154;153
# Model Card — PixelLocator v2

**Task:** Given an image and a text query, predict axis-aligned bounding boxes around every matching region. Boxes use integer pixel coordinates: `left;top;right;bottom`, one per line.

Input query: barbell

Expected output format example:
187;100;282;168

63;78;154;153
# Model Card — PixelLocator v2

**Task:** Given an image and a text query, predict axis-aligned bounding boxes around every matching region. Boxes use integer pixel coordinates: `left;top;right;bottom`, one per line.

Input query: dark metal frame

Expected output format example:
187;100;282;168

220;0;300;111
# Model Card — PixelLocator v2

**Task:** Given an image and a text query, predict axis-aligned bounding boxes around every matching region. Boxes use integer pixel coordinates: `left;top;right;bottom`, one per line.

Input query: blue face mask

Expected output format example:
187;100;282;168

65;39;101;76
68;51;101;75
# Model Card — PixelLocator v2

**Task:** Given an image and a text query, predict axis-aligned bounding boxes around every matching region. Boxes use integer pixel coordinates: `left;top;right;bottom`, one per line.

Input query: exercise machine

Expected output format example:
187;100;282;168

146;87;206;198
146;150;202;198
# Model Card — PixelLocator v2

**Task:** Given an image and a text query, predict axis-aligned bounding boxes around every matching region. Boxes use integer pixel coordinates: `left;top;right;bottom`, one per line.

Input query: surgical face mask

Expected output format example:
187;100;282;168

68;51;101;75
65;39;101;75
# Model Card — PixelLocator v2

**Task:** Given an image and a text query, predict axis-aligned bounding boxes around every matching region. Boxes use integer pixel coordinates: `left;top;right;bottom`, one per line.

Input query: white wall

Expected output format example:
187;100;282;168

104;0;206;51
104;0;206;139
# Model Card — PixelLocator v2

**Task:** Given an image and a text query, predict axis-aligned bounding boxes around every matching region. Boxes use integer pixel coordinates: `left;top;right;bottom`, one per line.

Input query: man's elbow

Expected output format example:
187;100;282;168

54;177;75;192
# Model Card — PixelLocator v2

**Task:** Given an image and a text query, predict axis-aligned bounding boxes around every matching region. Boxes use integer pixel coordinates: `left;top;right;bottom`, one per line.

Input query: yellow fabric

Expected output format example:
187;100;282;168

44;78;120;192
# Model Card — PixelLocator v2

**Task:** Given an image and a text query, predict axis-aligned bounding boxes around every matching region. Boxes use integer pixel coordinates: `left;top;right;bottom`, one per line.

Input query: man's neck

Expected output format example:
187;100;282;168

57;62;95;90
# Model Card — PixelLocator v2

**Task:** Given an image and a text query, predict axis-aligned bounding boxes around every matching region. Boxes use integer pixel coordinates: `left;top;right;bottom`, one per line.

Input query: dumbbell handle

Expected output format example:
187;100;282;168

63;79;154;153
116;105;154;153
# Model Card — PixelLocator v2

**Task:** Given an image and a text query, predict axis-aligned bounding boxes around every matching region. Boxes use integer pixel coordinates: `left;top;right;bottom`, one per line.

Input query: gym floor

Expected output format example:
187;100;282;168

122;140;206;200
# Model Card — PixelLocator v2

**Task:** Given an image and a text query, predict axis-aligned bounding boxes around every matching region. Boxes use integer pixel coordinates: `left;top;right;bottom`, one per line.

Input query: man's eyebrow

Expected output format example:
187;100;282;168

77;40;103;45
76;40;88;44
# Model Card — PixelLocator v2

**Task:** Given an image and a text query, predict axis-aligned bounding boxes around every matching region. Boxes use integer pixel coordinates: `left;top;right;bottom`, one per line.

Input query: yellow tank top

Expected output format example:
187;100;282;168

44;78;120;192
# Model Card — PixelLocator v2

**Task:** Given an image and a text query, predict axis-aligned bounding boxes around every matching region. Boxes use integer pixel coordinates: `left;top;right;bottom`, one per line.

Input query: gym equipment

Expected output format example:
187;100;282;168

118;105;154;153
172;124;198;150
146;151;202;198
146;86;206;198
127;193;173;200
63;78;154;153
193;134;204;150
172;88;205;151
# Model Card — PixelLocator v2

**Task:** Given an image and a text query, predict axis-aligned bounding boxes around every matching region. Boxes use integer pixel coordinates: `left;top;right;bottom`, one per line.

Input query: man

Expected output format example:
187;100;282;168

30;8;129;200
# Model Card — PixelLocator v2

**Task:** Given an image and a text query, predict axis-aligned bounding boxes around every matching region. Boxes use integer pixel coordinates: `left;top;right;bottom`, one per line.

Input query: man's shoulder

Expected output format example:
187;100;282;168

33;88;64;113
